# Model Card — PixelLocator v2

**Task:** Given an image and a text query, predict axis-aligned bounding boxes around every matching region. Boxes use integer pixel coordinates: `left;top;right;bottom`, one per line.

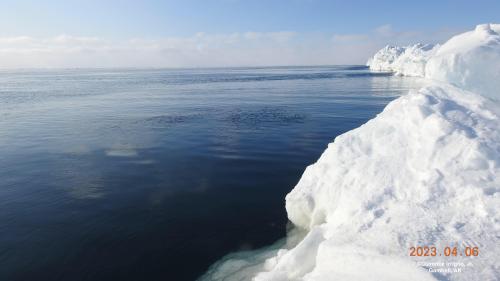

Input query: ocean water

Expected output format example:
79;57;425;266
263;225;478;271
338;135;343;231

0;66;425;281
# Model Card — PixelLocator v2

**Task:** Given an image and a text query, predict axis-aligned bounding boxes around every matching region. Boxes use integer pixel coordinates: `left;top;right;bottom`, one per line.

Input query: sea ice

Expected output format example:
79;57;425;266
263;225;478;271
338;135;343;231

279;84;500;281
425;24;500;99
368;43;438;77
368;23;500;100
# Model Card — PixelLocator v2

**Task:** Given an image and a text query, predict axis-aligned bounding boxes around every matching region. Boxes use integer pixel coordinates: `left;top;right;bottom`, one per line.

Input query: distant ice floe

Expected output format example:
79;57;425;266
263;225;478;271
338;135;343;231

200;24;500;281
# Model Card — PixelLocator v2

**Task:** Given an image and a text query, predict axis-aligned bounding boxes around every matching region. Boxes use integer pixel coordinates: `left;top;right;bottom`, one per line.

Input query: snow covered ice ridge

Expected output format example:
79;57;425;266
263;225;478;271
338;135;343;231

367;43;439;77
200;24;500;281
368;23;500;100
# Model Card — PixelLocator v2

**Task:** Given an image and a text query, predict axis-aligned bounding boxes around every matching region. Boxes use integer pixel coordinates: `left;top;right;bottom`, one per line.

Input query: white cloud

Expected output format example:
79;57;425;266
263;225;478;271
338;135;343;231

0;26;464;68
0;36;34;45
374;24;395;37
52;34;102;45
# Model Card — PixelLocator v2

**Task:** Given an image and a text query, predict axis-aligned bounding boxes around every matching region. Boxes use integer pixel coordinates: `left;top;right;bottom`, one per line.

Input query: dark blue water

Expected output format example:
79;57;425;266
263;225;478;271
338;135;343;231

0;66;425;281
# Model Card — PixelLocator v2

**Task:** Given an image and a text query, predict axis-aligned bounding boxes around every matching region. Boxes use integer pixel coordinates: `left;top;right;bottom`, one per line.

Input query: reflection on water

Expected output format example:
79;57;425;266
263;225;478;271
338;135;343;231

0;66;425;281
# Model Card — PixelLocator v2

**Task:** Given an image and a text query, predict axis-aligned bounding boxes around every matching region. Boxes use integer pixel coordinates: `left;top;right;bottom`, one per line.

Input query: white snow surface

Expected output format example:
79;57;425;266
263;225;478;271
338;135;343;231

367;43;439;77
280;84;500;281
201;25;500;281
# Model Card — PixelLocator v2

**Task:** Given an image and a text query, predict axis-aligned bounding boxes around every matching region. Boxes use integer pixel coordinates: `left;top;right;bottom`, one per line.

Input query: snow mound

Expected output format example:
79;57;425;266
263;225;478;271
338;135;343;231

366;45;406;72
368;43;439;77
369;23;500;100
279;85;500;281
426;24;500;100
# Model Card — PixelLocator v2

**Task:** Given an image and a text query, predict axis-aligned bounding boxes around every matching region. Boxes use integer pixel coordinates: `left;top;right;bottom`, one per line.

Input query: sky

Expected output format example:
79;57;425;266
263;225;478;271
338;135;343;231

1;0;499;68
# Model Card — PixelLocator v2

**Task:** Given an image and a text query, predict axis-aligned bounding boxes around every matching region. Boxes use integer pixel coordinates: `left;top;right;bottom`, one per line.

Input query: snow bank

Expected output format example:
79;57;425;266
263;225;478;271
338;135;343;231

426;24;500;100
368;23;500;100
200;24;500;281
279;84;500;281
367;43;439;77
366;45;406;72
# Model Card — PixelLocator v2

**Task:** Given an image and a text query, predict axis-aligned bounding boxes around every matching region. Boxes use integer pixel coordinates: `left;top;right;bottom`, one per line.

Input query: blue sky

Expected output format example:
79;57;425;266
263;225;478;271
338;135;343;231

1;0;499;67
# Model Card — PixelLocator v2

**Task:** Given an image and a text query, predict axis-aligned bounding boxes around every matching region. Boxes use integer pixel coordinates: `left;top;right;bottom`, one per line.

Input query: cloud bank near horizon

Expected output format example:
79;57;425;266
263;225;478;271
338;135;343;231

0;25;462;68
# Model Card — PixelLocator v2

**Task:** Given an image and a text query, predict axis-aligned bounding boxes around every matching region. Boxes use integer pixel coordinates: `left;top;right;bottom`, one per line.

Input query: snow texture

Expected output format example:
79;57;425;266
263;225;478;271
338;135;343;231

280;84;500;281
200;24;500;281
367;43;439;77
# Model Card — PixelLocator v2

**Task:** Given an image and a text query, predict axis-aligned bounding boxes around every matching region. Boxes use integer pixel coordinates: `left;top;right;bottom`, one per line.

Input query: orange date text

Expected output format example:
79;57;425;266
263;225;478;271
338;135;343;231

409;246;479;257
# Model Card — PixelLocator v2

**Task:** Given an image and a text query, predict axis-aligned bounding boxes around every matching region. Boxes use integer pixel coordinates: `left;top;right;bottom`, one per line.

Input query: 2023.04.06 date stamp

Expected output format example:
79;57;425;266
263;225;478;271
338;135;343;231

409;246;479;257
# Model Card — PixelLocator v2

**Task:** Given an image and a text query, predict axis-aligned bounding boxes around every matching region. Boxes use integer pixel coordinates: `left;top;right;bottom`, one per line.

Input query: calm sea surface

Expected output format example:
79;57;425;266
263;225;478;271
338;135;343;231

0;66;425;281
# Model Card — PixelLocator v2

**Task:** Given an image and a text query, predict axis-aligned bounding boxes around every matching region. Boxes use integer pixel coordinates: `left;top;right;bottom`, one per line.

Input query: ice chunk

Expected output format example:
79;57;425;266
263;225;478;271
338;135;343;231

425;24;500;99
271;84;500;281
368;43;439;77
